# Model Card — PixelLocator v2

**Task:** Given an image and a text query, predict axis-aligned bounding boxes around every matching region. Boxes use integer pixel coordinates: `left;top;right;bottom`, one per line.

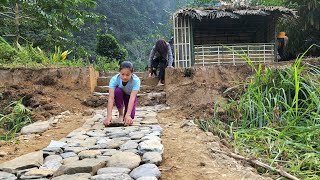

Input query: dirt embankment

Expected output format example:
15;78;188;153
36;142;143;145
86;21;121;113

0;67;98;121
165;65;254;119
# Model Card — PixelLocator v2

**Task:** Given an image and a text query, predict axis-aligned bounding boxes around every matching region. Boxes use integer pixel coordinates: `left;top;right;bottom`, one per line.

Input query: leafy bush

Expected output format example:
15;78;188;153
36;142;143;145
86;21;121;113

0;99;32;141
96;34;128;62
0;37;16;62
93;56;119;72
201;45;320;179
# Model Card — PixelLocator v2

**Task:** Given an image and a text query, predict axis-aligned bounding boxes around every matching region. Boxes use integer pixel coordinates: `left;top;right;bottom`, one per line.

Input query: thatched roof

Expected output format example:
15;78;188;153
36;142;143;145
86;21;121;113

174;6;297;20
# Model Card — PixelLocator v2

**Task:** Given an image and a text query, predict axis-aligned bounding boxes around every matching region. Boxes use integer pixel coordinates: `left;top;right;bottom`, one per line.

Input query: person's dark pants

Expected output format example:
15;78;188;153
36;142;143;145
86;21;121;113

152;57;167;81
114;87;137;119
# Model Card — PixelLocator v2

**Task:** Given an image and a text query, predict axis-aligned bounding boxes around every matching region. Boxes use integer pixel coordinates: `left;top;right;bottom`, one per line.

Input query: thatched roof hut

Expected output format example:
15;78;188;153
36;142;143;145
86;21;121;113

172;6;296;67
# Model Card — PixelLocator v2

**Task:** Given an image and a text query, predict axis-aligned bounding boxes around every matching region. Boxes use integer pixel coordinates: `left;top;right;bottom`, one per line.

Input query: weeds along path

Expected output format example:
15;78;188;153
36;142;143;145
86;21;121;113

158;108;270;180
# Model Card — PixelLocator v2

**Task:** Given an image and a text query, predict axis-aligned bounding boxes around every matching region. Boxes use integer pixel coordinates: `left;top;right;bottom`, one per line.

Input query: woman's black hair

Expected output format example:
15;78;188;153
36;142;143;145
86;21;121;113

120;61;134;72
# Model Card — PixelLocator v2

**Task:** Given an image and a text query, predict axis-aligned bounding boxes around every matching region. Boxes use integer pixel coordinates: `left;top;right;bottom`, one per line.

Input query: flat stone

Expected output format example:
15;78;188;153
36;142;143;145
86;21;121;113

86;130;106;137
138;140;164;154
24;168;55;177
51;173;91;180
64;147;88;154
120;141;138;150
0;151;43;173
71;135;89;140
91;173;133;180
45;155;63;163
54;159;106;176
0;171;17;180
60;152;77;159
43;147;63;154
142;152;162;165
105;139;125;149
20;121;51;135
78;138;97;147
129;132;145;140
107;152;141;170
97;167;131;175
141;119;158;125
78;150;101;159
103;149;120;156
137;177;158;180
129;164;161;179
63;156;79;165
141;136;161;142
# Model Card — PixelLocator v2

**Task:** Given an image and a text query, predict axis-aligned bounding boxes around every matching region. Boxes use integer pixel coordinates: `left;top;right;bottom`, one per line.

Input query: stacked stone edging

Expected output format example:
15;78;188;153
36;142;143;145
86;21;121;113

0;105;167;180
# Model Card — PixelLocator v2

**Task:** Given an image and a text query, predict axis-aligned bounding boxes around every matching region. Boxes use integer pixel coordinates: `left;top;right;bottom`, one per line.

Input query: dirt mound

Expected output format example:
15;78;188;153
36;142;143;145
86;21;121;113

165;65;254;119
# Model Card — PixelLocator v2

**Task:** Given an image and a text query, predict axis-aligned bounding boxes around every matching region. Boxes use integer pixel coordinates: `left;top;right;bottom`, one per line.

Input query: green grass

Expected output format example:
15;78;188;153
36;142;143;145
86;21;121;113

198;45;320;179
0;98;32;141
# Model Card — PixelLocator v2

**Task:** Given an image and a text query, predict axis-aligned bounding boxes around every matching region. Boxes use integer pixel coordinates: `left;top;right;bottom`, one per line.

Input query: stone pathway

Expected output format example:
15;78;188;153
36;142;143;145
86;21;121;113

0;105;168;180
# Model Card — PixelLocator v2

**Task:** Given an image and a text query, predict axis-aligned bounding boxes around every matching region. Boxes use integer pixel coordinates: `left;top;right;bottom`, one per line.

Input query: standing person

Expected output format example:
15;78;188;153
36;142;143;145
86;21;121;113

148;39;174;86
103;61;141;127
277;31;289;61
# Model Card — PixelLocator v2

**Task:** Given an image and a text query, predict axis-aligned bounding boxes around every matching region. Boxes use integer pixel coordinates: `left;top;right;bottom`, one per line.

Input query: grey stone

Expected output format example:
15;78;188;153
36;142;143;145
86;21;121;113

129;164;161;179
78;138;97;147
142;152;162;165
45;155;63;163
71;134;89;140
120;141;138;150
107;152;141;170
16;167;38;178
97;167;131;175
129;132;145;140
138;140;164;154
20;121;51;134
52;173;91;180
42;160;62;171
78;150;101;159
91;173;133;180
105;139;125;149
23;168;55;177
54;159;106;176
60;152;77;159
63;156;79;164
86;130;106;137
0;171;17;180
0;151;43;173
43;147;63;154
137;177;158;180
64;147;89;154
89;144;108;150
141;136;161;142
96;138;111;144
103;149;120;156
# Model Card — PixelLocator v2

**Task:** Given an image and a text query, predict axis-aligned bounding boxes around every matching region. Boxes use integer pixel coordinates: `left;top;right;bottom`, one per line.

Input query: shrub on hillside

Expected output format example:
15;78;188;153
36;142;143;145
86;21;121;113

0;37;16;63
96;34;128;62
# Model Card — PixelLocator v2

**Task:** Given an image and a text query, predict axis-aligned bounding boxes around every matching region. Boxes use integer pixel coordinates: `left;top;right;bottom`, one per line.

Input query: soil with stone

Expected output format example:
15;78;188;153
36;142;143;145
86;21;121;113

0;68;272;179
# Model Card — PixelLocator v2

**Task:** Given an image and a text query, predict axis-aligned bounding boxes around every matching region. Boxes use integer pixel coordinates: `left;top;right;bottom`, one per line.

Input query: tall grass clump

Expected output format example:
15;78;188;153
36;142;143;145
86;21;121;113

201;45;320;179
0;98;32;141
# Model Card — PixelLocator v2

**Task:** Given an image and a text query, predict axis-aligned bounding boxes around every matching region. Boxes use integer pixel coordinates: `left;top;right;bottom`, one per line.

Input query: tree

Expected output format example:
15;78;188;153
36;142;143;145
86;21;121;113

96;34;128;62
0;0;104;51
250;0;320;57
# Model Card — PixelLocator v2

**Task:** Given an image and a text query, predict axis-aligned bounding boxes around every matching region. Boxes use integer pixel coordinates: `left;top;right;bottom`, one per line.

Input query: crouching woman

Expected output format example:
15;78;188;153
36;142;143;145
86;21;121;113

103;61;141;126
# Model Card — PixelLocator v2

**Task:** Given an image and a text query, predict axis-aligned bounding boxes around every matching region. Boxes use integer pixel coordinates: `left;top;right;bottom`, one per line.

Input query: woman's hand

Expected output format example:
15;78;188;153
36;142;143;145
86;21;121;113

103;116;112;127
124;114;133;126
148;68;152;78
